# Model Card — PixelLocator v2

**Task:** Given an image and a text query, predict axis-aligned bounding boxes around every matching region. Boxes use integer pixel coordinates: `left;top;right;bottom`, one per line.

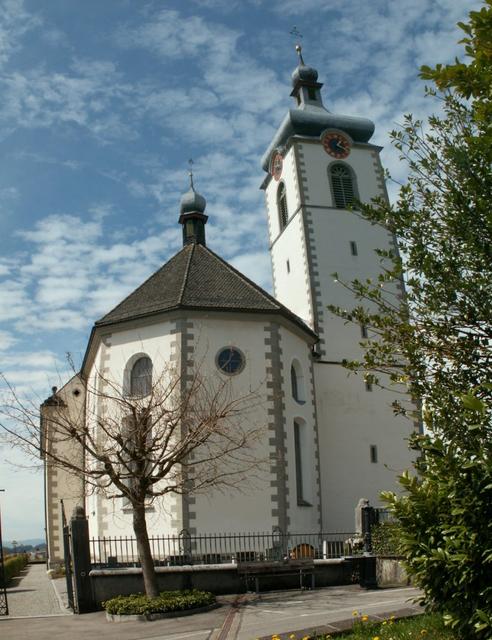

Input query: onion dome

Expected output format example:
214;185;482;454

178;163;208;246
291;64;319;86
180;187;206;215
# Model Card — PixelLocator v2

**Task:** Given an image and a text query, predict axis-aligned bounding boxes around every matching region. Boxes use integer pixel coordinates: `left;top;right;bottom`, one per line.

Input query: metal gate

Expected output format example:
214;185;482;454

61;501;74;611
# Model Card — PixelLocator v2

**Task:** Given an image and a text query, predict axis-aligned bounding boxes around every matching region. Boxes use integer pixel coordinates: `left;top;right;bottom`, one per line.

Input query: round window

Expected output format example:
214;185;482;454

216;347;245;375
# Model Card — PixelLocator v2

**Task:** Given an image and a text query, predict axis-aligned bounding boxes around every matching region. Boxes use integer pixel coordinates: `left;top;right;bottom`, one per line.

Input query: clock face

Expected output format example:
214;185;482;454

322;132;351;159
270;153;283;181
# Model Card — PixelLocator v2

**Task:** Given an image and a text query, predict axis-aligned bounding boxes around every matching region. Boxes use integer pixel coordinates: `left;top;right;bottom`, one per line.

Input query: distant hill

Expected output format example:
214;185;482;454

5;538;45;547
4;539;46;554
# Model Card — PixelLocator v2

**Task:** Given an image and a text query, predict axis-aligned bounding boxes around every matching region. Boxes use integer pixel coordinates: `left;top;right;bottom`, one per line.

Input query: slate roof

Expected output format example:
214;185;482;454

95;243;316;338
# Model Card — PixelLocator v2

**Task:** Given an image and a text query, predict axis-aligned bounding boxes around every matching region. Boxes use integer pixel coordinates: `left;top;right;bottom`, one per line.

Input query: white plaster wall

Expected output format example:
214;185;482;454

265;146;300;243
298;141;382;206
315;364;415;531
189;316;274;534
86;320;178;539
279;327;320;533
308;204;397;361
270;212;313;328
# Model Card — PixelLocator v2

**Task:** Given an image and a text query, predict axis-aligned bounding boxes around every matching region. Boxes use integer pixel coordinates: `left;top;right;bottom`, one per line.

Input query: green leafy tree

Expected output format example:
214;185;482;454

330;4;492;637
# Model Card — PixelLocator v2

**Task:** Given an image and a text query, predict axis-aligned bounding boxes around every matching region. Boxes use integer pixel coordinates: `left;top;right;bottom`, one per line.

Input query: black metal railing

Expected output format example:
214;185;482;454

90;530;357;568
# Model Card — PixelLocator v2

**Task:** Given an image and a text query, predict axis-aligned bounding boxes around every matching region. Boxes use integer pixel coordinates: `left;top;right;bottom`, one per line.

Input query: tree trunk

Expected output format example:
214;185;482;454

132;503;159;598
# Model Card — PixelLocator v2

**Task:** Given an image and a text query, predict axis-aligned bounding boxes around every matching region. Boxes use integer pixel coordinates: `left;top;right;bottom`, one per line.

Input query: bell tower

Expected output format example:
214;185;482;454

261;48;415;529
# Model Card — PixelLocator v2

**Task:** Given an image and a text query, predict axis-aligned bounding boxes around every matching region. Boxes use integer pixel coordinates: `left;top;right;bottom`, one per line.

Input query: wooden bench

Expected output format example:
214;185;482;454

237;560;315;593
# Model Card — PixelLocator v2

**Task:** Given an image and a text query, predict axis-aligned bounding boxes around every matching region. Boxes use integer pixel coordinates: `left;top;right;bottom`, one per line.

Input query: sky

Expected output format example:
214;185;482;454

0;0;478;541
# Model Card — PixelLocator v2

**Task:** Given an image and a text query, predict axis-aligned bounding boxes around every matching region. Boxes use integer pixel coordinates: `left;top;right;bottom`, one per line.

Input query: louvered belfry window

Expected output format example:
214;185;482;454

277;182;288;230
330;164;355;208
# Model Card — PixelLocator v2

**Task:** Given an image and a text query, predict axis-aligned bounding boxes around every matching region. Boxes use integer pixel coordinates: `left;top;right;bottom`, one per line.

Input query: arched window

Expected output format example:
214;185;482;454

277;182;288;231
130;356;152;397
330;164;356;208
290;359;305;403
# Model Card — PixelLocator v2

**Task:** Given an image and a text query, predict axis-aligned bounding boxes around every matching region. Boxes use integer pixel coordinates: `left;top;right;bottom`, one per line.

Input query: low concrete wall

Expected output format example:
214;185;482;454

376;557;409;587
90;558;360;605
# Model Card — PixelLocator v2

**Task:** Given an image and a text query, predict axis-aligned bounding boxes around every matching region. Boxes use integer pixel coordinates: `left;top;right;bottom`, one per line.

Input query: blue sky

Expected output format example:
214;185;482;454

0;0;477;540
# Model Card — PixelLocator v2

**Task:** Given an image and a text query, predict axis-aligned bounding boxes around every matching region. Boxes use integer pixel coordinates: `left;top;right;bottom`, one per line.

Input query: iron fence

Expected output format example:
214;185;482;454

374;507;395;523
90;530;357;568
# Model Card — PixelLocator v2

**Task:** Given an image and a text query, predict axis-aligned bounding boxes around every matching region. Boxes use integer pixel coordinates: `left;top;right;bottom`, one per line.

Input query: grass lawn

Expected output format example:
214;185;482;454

306;613;456;640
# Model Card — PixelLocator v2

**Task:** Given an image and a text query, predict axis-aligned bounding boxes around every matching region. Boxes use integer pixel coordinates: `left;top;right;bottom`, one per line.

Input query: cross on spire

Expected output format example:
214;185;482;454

188;158;195;191
289;26;305;64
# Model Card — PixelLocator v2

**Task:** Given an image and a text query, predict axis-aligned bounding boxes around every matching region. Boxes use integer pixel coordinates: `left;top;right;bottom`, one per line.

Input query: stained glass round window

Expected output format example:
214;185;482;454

216;347;245;375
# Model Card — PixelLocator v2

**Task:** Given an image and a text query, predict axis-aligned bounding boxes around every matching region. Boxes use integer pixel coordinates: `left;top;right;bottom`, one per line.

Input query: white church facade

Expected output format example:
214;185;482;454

42;53;415;567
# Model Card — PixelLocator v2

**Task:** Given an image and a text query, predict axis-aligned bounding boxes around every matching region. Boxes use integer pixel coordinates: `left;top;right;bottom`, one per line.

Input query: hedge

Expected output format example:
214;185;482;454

102;589;216;616
1;554;29;586
371;522;402;557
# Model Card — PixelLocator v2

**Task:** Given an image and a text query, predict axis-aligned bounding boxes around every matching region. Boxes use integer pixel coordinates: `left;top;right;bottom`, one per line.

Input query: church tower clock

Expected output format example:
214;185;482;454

261;47;415;530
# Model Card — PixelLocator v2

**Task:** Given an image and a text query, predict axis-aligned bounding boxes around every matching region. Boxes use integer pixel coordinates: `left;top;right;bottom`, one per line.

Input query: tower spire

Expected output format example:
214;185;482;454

290;41;324;110
179;161;208;246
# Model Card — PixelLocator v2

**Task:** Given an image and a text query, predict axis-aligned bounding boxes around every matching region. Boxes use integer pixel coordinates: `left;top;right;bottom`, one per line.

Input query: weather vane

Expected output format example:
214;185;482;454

289;26;305;64
188;158;195;190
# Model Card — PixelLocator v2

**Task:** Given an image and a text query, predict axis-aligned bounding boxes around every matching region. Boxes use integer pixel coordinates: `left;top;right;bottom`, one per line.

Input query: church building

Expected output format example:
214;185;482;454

42;51;415;568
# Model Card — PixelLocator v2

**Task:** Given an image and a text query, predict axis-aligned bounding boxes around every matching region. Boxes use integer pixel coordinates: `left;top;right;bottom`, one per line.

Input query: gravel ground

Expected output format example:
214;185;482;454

6;563;70;618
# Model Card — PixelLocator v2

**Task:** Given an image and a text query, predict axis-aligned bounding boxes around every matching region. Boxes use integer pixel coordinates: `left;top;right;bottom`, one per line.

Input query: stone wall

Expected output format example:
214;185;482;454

89;558;360;605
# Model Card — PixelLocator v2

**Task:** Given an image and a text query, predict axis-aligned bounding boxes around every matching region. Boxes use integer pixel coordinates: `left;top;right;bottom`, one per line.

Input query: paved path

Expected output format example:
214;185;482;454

0;584;421;640
4;563;69;618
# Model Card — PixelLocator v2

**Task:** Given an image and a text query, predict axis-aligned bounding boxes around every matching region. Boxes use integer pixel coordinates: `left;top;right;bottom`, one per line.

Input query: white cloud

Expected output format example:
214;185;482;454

0;60;137;142
0;0;42;69
0;330;17;350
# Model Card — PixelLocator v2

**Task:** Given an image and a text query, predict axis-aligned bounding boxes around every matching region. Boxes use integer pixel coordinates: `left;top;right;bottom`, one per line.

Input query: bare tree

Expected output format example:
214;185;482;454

0;363;265;597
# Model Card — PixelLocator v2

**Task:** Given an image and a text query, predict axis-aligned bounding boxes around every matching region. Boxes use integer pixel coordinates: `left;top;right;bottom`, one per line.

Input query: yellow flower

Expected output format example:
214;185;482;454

352;610;359;617
421;631;428;636
289;635;296;639
372;636;380;640
302;636;310;640
382;621;387;626
361;615;369;622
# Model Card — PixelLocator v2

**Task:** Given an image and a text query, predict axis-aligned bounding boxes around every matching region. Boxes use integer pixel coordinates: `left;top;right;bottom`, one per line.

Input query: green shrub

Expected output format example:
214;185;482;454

1;554;29;586
371;522;402;557
102;589;216;616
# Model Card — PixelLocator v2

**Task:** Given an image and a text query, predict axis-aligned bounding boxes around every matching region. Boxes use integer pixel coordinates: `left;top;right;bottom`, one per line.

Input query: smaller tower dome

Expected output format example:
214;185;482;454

291;64;319;86
180;187;206;215
178;162;208;246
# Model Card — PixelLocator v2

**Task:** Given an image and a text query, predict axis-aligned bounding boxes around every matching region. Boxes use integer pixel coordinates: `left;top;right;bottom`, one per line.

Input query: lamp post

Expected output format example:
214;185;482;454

0;489;8;616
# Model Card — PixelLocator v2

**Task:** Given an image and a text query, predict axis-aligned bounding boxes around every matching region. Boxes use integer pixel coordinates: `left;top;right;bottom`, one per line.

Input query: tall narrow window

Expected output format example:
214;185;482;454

294;420;310;506
277;182;288;231
350;241;358;256
290;360;305;403
330;164;355;208
130;356;153;397
370;445;378;463
361;324;368;339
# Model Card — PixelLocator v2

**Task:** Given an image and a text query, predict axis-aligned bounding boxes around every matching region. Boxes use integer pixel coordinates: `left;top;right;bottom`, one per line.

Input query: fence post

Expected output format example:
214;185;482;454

359;503;378;589
70;505;95;613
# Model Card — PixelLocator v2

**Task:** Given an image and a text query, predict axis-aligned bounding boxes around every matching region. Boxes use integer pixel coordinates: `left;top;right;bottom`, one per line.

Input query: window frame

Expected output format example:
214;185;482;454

277;181;289;232
215;346;246;376
294;419;312;507
328;161;359;209
130;356;153;397
290;359;306;404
